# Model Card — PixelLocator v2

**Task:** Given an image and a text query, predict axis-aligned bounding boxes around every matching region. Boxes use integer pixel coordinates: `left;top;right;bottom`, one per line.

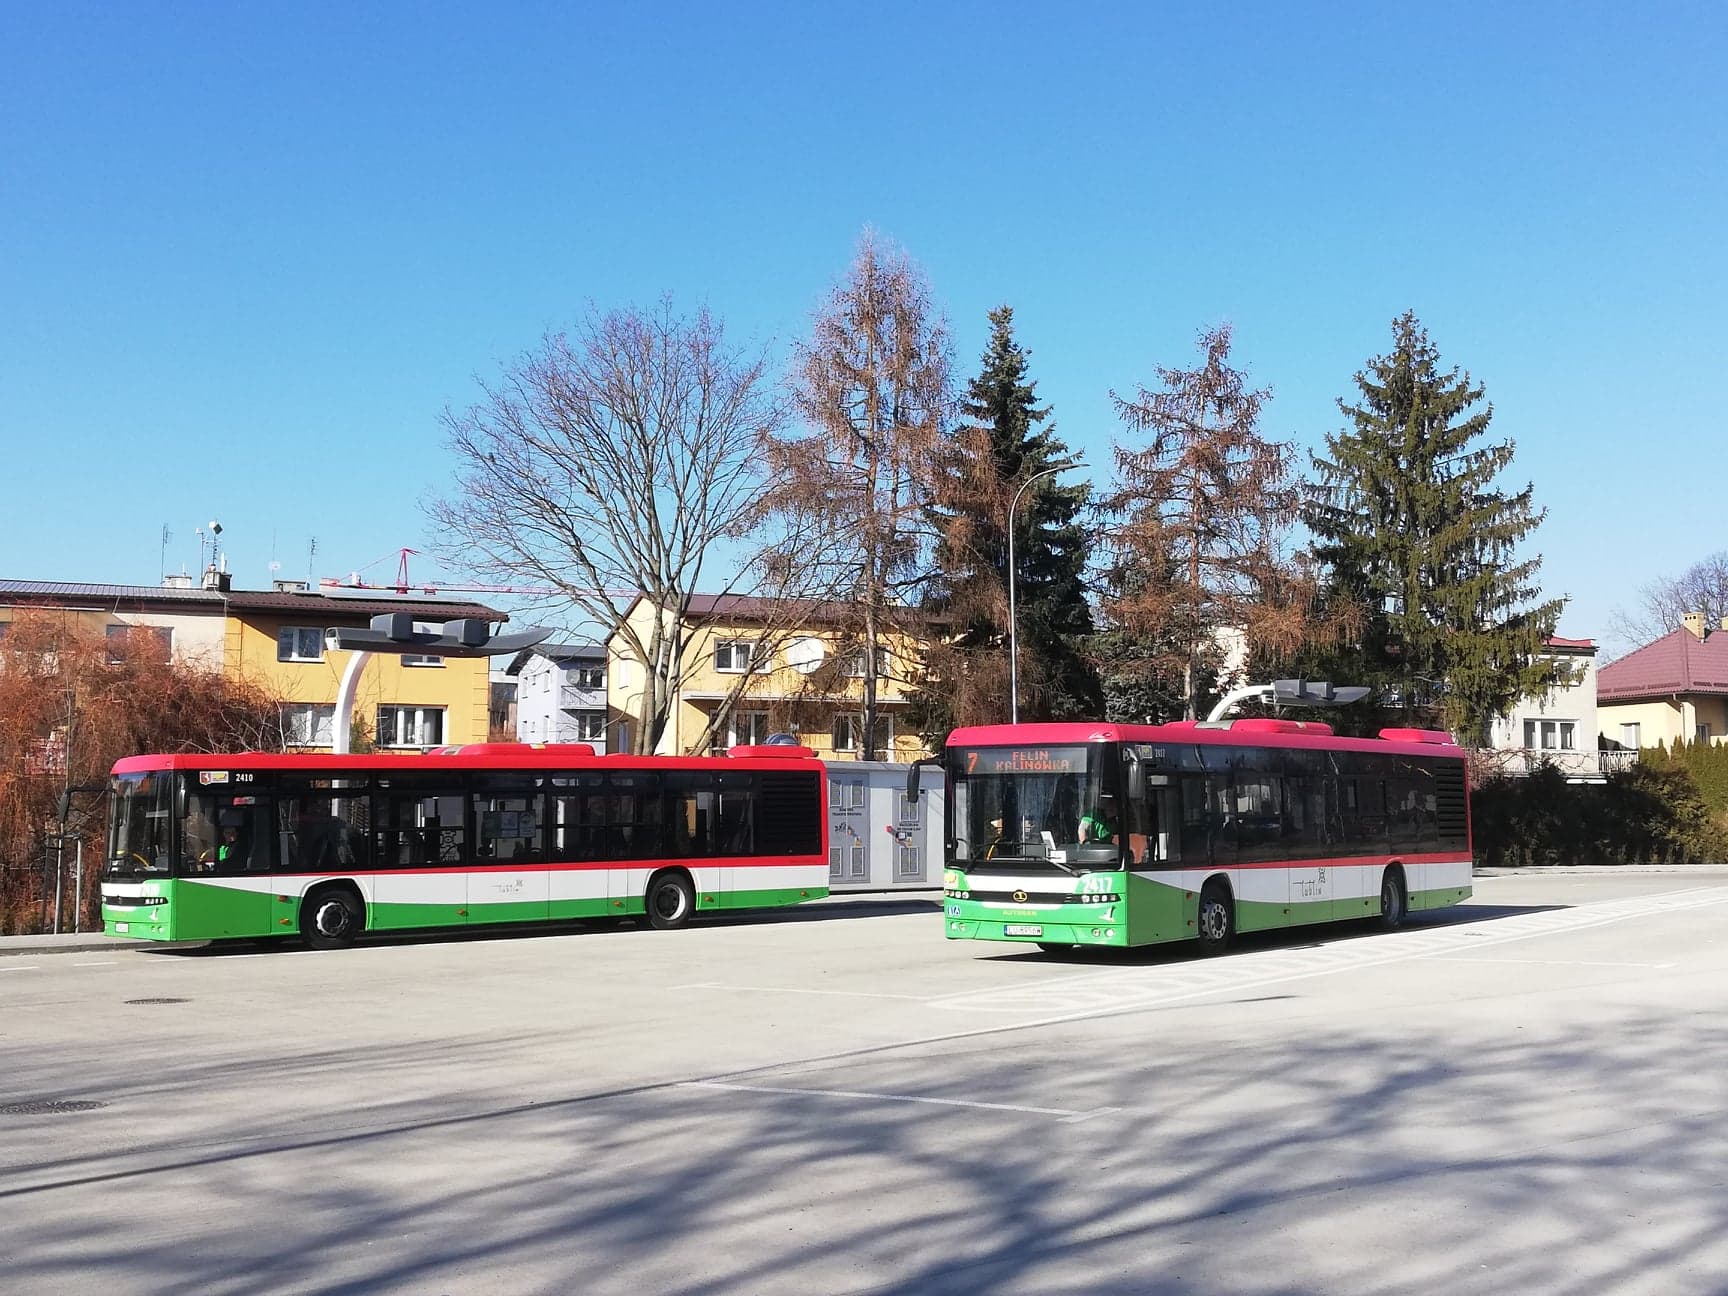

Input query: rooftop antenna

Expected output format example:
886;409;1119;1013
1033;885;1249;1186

208;519;224;573
307;536;318;583
159;524;172;579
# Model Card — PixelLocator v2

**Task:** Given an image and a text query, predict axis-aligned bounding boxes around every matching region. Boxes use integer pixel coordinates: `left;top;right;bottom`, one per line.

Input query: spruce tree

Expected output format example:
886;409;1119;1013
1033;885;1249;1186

909;306;1100;740
1305;311;1569;742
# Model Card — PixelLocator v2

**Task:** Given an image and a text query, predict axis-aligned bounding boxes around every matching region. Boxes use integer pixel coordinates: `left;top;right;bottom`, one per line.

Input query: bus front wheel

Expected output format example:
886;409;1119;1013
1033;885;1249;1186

301;886;364;950
644;871;695;931
1196;882;1233;957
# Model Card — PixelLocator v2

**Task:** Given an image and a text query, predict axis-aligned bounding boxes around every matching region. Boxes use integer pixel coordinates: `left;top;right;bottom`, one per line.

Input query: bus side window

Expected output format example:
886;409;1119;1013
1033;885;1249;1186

1179;775;1211;864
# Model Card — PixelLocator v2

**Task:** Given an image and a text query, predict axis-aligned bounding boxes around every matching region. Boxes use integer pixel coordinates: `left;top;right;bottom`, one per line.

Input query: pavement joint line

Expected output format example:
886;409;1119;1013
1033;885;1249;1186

668;982;932;1001
680;1079;1094;1120
1426;956;1678;969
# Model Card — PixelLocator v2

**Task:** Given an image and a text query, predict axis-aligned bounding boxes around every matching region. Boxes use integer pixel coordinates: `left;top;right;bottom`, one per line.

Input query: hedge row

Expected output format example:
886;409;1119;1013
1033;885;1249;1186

1470;762;1726;867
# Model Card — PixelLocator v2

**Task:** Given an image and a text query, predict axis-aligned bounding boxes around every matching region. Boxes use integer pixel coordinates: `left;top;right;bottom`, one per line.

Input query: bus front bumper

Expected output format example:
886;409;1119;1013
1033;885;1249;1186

943;910;1127;946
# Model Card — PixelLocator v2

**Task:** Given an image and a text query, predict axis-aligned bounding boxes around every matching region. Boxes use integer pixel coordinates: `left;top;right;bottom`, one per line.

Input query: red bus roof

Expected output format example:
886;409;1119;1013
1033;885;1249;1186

946;720;1463;761
110;744;821;777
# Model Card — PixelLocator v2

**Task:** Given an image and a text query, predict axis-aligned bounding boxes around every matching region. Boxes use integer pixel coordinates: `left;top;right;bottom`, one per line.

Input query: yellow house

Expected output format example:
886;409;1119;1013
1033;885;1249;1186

1597;612;1728;749
0;575;503;750
607;593;934;759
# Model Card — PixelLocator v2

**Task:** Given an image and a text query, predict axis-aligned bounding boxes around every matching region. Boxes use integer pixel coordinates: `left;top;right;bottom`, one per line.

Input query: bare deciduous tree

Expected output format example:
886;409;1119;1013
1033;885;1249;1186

1609;552;1728;656
762;233;952;758
431;301;829;754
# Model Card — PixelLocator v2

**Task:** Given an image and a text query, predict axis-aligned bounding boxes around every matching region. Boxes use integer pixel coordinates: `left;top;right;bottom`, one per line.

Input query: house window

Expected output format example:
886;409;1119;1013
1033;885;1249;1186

714;640;758;673
728;711;770;747
843;645;890;678
1620;723;1641;749
282;703;336;747
106;624;172;664
377;705;445;749
1526;719;1576;751
278;627;325;663
572;664;605;690
832;713;891;754
833;714;859;753
1699;724;1713;743
402;654;444;668
573;712;607;742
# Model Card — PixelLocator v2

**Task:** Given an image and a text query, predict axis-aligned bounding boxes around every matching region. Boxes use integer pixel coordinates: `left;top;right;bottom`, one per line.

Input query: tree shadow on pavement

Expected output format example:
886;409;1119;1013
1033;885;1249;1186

6;985;1728;1295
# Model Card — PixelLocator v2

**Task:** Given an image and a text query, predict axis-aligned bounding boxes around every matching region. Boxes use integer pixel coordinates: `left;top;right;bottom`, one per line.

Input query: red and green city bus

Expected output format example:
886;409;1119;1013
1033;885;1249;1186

932;719;1472;954
101;743;828;947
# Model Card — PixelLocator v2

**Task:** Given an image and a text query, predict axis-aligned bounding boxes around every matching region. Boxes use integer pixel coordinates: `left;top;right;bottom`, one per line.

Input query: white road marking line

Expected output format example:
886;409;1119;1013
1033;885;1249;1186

1428;956;1677;969
669;981;931;1001
0;965;40;972
72;961;117;967
682;1079;1117;1122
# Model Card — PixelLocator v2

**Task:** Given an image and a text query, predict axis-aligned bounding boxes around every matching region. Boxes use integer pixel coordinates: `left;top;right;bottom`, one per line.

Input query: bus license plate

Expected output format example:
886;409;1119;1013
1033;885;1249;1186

1004;924;1043;937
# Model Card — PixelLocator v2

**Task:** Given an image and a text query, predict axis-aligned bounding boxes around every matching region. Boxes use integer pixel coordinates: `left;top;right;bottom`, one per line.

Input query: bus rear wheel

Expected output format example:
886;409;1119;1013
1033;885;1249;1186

1378;866;1408;930
301;886;364;950
1196;881;1233;957
644;871;695;931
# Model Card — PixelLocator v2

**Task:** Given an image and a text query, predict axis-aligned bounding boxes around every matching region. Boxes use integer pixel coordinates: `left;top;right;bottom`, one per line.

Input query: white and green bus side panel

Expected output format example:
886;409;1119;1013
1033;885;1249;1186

104;863;830;941
943;856;1473;947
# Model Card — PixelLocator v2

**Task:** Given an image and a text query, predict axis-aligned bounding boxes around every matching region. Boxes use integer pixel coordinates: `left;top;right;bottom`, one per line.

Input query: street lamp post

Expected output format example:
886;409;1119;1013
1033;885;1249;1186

1007;462;1079;725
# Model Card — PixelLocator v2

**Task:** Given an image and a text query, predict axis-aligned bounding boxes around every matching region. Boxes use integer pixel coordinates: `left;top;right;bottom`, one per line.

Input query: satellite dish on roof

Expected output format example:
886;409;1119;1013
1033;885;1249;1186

786;636;826;674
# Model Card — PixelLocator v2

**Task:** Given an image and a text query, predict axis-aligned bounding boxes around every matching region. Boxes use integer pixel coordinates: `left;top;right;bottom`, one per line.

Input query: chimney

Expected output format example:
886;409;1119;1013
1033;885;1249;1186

201;565;232;594
1683;611;1706;639
161;572;193;590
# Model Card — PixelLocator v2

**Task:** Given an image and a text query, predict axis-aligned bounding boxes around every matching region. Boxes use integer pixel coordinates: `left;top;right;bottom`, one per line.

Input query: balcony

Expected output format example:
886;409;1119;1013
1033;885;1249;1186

1471;748;1639;781
559;684;606;709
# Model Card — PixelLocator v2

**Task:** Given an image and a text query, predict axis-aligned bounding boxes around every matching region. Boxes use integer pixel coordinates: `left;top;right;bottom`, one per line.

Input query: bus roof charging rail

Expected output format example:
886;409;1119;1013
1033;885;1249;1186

1206;679;1372;723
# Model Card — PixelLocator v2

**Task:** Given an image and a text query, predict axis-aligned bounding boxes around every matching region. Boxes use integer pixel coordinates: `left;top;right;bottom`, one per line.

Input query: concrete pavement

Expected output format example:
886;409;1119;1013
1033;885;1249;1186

5;871;1728;1293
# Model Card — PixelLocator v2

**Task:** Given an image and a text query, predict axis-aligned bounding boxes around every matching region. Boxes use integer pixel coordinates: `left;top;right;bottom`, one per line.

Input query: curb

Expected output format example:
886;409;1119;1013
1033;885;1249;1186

0;934;157;957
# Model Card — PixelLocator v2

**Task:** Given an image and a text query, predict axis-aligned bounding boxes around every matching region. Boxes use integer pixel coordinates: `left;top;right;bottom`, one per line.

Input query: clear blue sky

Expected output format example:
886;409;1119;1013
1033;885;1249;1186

3;1;1723;652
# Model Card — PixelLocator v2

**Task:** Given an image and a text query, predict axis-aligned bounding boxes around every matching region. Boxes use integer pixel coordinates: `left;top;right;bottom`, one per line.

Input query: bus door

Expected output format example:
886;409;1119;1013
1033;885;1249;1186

548;775;610;920
371;777;467;928
468;779;549;923
179;779;273;936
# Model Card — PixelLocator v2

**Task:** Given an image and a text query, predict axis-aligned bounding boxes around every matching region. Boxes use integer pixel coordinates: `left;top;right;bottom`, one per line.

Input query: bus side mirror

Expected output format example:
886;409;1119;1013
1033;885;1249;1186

905;756;941;805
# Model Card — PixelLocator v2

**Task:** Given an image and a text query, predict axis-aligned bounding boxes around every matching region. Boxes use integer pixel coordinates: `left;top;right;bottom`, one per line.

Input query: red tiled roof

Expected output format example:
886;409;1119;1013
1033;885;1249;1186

1598;628;1728;700
1545;635;1597;652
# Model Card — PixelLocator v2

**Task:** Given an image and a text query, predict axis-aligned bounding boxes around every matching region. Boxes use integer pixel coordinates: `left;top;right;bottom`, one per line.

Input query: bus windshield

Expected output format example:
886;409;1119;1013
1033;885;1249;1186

950;743;1120;870
106;772;176;877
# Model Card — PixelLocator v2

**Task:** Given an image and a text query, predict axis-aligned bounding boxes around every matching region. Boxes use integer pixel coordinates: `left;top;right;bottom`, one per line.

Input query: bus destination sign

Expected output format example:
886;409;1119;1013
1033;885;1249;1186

962;746;1089;775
